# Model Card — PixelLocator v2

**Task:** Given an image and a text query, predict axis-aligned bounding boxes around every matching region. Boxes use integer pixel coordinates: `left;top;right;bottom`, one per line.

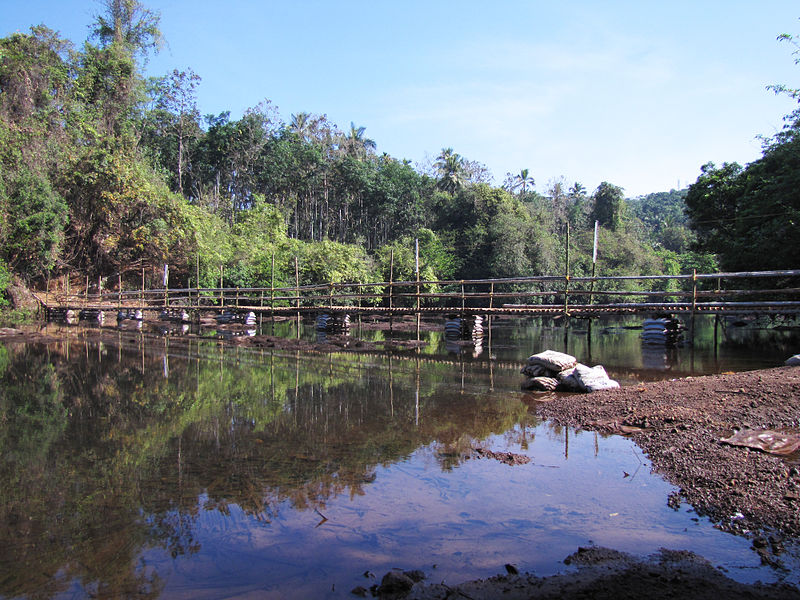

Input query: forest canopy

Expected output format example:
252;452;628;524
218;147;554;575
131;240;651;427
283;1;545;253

0;1;795;304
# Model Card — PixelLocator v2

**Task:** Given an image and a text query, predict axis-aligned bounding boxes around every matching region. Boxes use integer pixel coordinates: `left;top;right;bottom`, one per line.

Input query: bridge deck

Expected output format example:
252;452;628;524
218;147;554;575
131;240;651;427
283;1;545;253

41;300;800;318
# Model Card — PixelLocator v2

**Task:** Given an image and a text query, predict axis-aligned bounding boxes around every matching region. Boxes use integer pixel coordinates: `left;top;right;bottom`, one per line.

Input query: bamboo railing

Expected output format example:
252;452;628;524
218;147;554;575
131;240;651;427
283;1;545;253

37;269;800;318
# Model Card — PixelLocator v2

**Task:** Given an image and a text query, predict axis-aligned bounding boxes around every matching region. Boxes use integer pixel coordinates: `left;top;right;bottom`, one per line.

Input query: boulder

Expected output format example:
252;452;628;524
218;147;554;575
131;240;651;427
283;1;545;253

377;569;416;597
6;276;40;312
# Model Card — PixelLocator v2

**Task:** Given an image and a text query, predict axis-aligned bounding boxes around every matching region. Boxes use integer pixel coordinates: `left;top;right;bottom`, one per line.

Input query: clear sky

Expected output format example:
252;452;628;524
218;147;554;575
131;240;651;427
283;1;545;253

2;1;799;197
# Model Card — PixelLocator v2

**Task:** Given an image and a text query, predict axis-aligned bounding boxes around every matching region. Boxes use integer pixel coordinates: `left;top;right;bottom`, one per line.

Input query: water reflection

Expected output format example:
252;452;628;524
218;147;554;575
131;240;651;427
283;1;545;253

0;336;532;598
1;317;798;598
444;315;484;357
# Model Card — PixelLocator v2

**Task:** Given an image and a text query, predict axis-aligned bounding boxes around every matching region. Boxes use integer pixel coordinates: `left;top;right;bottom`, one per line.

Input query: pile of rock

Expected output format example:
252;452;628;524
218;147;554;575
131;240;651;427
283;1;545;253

521;350;620;393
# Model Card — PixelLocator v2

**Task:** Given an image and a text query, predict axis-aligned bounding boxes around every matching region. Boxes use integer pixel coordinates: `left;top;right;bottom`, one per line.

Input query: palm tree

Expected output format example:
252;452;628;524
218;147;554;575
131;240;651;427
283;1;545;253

512;169;533;199
435;147;466;194
289;112;312;141
569;181;586;198
342;122;376;159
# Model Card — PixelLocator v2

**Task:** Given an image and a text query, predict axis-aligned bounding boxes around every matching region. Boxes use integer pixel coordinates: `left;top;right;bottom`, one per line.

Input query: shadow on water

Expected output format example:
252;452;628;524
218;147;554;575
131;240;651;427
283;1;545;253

0;316;798;598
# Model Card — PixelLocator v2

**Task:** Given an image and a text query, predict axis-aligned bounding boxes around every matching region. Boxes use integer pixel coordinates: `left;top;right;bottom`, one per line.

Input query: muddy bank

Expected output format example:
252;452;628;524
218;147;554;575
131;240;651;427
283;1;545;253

396;546;800;599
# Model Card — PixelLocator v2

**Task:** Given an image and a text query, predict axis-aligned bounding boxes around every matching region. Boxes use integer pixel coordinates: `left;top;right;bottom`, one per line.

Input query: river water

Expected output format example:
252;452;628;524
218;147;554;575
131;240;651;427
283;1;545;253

0;315;798;598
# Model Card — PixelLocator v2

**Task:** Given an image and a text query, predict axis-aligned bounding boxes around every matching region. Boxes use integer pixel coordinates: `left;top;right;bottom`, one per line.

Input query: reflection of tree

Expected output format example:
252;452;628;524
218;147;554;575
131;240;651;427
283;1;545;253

0;344;165;599
0;336;534;598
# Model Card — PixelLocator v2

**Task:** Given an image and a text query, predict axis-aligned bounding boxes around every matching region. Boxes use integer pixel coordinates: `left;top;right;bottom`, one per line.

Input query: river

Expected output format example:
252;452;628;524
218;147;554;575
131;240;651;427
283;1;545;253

0;315;797;598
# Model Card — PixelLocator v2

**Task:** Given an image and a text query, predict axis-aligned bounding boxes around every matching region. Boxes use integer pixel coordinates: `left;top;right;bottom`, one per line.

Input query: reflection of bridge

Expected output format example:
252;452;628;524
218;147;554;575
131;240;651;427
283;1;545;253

37;269;800;321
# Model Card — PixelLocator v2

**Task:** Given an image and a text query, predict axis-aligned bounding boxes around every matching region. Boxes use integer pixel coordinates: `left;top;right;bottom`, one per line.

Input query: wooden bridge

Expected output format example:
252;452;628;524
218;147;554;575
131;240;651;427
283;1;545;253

36;269;800;322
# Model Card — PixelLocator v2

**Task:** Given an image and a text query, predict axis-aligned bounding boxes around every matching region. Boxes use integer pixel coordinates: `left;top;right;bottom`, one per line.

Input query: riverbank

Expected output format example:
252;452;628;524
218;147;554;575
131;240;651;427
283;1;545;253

392;365;800;599
536;365;800;540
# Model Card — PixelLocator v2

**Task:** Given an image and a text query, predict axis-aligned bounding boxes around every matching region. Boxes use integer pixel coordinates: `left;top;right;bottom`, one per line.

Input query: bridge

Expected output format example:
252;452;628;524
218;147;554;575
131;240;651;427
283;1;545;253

36;269;800;322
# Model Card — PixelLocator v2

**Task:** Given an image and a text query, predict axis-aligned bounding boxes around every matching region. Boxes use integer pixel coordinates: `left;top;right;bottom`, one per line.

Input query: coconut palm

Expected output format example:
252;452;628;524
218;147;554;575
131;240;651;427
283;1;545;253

289;112;312;141
435;147;466;194
569;181;586;198
341;122;376;159
512;169;533;199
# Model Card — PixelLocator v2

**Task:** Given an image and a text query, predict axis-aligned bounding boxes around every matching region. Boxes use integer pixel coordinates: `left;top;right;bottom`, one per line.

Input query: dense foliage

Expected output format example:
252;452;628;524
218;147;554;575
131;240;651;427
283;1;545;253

683;29;800;271
9;0;789;306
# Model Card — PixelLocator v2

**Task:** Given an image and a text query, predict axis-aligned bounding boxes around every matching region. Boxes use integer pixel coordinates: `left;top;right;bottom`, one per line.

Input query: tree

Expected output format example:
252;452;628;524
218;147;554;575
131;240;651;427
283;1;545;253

0;26;73;127
341;122;376;159
288;112;312;141
684;162;744;262
511;169;533;199
546;177;568;227
434;148;465;194
143;68;201;196
592;182;627;231
91;0;163;58
2;168;68;278
567;181;591;230
686;131;800;271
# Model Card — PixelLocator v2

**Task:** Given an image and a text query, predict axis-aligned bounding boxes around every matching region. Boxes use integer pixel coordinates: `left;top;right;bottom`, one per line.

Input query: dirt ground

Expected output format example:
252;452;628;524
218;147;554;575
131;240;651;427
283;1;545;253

381;366;800;599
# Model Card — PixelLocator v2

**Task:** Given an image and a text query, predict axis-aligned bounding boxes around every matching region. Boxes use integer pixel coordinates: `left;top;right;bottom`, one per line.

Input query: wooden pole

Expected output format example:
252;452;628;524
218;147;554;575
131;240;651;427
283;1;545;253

118;273;122;311
691;268;697;345
589;220;598;307
196;254;200;309
220;265;224;307
415;238;420;341
295;256;300;310
141;268;144;310
564;222;570;316
270;250;275;321
388;249;394;314
295;255;300;339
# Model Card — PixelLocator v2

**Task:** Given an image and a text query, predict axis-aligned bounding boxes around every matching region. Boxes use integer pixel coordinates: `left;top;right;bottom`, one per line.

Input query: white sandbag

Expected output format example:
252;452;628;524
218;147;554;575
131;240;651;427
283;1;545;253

572;364;620;392
556;367;584;392
527;350;577;372
786;354;800;366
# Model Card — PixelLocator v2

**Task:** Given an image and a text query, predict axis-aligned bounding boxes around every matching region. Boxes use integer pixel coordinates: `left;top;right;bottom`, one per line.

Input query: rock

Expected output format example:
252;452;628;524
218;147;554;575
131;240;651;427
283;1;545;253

785;354;800;366
6;276;39;312
377;569;415;596
404;570;426;583
527;350;577;372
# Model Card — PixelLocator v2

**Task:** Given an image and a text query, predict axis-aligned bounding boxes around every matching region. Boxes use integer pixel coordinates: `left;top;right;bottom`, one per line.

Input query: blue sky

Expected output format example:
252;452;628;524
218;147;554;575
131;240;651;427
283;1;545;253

3;1;799;197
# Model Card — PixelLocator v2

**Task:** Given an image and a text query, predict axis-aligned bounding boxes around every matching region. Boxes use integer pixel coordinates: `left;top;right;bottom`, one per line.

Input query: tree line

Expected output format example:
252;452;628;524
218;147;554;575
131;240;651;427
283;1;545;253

3;1;795;308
